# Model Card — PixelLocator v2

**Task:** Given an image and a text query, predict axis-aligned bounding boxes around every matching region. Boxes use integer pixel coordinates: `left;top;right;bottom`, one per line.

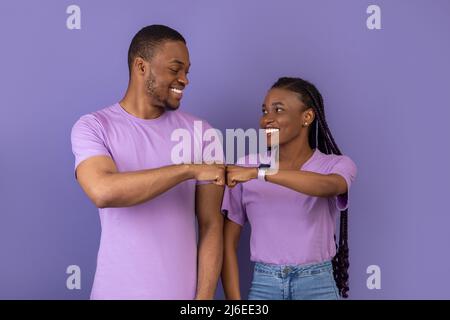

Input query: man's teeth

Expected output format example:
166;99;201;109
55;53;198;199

265;128;279;134
170;88;183;94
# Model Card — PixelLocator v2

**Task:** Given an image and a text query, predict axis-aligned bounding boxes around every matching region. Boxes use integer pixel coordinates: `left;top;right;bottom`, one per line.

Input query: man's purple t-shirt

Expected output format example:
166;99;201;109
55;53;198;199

71;103;212;299
222;149;357;266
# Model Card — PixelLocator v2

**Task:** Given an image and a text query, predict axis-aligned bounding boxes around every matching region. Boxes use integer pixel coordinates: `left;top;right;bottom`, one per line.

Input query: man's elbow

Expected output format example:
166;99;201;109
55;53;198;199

94;198;108;209
198;214;224;231
90;185;112;208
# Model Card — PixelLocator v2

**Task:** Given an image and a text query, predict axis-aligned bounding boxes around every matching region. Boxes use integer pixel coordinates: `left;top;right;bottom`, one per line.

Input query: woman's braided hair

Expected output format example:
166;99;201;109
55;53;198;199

272;77;350;298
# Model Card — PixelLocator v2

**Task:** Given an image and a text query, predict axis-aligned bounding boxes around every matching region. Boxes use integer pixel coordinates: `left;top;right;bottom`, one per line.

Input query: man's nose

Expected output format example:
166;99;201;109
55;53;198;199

178;74;189;86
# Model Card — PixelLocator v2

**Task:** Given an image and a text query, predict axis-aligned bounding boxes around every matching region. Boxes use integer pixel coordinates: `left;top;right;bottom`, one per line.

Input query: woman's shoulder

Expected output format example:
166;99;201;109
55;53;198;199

309;149;357;173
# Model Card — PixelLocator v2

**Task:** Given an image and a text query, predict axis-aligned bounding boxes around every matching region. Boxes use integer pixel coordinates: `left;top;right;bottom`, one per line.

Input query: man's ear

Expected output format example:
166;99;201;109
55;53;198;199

133;57;147;75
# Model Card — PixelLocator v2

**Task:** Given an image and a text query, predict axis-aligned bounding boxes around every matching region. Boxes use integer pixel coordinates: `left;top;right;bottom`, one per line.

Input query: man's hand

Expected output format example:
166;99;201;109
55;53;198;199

226;165;257;188
191;164;226;186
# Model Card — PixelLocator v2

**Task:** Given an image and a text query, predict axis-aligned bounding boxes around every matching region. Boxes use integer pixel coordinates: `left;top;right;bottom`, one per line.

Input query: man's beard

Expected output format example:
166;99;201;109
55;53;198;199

145;74;157;98
145;75;176;110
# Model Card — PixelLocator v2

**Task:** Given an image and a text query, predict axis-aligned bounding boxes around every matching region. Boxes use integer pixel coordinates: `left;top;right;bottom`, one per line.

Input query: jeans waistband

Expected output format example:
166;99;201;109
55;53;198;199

254;260;333;277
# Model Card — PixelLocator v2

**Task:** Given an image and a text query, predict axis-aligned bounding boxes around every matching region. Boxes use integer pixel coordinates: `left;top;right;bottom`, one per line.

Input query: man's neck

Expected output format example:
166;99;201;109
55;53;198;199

119;85;164;120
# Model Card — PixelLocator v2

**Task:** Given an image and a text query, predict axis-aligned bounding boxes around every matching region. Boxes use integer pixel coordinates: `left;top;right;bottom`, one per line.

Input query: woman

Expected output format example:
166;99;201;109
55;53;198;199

221;77;357;300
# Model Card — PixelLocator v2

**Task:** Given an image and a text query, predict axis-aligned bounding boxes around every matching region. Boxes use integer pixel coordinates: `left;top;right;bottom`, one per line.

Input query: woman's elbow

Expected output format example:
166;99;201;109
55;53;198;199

320;175;347;197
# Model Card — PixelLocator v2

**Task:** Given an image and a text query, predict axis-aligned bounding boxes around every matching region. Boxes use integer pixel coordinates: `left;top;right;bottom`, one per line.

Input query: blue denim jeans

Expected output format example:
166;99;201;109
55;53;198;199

248;260;340;300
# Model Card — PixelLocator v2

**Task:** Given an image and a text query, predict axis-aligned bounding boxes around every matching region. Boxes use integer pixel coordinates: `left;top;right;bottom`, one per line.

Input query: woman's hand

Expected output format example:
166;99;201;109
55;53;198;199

226;165;258;188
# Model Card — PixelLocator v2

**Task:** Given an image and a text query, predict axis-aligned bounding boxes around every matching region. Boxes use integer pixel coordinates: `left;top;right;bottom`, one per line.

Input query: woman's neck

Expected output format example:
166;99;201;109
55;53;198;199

279;135;314;169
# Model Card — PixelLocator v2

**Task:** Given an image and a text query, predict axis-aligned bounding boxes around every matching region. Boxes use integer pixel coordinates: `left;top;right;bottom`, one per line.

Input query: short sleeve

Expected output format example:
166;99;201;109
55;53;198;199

221;184;247;226
329;155;357;211
71;114;112;175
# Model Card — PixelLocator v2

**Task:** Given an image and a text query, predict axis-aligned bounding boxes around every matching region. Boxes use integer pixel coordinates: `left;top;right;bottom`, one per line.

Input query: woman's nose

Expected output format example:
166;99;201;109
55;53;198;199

263;116;275;127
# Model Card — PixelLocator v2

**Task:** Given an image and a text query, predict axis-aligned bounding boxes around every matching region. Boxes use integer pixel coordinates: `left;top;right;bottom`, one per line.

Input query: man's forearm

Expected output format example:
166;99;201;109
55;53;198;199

195;221;223;299
95;164;193;208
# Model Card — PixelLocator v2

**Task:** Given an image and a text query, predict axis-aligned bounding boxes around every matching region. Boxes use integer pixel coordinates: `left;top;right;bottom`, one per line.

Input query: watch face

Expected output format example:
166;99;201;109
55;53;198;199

257;168;267;181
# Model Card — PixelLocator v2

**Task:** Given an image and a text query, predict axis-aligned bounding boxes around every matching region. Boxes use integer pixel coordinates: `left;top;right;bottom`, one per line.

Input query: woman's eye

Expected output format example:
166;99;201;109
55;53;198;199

169;68;179;73
262;110;268;114
276;108;283;112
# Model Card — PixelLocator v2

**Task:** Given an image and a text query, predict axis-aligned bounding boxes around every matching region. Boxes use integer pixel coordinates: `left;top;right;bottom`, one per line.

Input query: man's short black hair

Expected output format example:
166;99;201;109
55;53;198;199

127;25;186;73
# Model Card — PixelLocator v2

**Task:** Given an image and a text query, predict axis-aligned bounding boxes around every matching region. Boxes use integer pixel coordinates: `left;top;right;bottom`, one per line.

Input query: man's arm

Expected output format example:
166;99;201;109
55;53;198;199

194;183;224;300
76;155;225;208
221;218;243;300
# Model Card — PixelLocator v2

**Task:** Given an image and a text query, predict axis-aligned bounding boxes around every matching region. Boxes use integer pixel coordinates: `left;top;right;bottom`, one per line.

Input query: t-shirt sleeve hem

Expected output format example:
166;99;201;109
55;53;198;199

221;209;245;226
74;153;113;178
332;171;350;211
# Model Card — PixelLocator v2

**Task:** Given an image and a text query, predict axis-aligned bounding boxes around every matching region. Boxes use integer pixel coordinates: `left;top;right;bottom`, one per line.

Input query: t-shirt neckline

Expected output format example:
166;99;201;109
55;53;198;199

115;102;169;124
300;148;320;170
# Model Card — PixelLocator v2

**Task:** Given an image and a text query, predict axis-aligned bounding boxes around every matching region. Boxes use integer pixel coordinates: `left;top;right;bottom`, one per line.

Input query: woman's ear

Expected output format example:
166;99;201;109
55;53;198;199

302;108;315;127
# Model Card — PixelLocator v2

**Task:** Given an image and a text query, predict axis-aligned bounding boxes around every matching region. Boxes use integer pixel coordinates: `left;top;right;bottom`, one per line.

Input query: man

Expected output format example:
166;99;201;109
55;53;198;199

71;25;225;299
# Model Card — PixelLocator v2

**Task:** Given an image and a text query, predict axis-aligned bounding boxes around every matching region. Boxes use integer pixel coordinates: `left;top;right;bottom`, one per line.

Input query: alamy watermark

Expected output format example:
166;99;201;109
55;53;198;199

367;264;381;290
66;265;81;290
66;5;81;30
170;121;279;172
367;5;381;30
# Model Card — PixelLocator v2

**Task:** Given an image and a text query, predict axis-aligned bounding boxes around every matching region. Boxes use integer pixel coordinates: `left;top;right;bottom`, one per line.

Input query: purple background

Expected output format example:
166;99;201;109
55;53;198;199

1;0;449;299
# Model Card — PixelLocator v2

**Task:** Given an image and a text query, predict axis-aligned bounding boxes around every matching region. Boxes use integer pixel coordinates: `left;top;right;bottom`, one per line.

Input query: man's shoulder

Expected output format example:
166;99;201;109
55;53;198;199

73;104;118;128
89;104;118;121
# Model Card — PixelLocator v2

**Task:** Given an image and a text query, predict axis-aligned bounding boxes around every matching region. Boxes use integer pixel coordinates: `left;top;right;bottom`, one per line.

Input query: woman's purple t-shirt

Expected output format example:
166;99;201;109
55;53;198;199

222;149;357;266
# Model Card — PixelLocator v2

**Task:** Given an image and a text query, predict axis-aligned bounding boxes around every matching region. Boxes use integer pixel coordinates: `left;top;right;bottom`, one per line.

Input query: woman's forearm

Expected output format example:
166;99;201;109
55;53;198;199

221;247;242;300
265;170;347;197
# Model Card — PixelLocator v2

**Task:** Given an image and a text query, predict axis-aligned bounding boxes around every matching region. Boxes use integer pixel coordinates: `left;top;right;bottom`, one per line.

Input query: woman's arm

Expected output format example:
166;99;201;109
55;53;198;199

221;218;243;300
266;170;347;197
226;165;347;197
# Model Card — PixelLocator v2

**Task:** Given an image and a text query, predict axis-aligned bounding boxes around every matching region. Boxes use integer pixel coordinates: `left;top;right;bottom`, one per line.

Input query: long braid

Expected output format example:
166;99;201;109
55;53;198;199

272;77;350;298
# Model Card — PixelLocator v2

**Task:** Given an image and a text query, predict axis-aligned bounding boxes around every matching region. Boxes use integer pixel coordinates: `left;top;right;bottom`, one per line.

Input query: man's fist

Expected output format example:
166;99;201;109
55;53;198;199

226;165;257;188
191;164;226;186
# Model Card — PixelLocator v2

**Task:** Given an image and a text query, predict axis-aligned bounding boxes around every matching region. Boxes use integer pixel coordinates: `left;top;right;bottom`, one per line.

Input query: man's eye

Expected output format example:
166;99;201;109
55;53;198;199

262;110;268;114
169;68;179;73
276;108;283;112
